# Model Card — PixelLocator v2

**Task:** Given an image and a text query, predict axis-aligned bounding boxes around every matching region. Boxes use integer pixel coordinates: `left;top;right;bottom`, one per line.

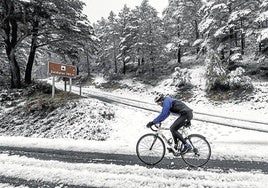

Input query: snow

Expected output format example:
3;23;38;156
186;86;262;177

165;43;176;52
198;18;214;33
214;26;227;38
192;39;203;46
256;11;268;22
0;183;27;188
0;154;267;188
257;28;268;42
0;65;268;187
229;10;251;23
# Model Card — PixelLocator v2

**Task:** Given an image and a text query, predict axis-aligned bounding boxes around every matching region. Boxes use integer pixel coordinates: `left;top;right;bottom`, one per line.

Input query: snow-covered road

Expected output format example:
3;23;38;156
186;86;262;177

0;152;267;188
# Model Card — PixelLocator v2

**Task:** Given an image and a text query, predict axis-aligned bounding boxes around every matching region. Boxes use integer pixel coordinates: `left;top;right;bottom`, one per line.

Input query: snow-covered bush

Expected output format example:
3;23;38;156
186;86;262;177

229;52;242;63
156;67;192;98
205;50;253;92
228;67;253;90
170;67;191;87
205;50;229;91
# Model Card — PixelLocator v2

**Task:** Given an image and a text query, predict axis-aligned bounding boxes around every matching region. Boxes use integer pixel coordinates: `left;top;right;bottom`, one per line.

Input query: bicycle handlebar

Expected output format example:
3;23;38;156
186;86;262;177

149;122;190;132
150;123;161;132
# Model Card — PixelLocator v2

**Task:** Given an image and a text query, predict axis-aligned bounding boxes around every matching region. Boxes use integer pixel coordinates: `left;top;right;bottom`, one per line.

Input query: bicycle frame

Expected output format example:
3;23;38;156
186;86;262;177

152;124;190;149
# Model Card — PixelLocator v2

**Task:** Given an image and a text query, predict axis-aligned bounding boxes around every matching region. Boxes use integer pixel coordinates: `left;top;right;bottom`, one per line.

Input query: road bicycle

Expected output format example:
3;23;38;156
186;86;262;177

136;122;211;167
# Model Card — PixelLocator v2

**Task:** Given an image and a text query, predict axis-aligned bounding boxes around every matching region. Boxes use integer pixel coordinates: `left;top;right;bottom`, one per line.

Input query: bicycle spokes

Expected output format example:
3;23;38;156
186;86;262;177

181;134;211;167
136;134;166;165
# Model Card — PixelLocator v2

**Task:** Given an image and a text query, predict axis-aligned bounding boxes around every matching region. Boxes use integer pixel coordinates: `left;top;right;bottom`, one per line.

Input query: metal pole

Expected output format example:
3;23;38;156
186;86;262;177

80;82;82;96
69;78;72;92
52;76;55;98
64;79;67;91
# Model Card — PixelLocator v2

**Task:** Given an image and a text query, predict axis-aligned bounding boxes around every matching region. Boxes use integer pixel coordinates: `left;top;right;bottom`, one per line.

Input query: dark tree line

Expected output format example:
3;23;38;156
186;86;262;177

93;0;268;77
1;0;267;89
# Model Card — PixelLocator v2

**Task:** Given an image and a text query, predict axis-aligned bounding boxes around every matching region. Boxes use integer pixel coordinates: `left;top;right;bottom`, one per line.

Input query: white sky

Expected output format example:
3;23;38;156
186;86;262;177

82;0;169;23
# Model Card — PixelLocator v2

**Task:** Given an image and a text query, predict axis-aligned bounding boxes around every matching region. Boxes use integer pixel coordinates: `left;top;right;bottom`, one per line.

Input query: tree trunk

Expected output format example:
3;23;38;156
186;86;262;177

177;45;181;64
194;20;200;53
9;49;21;88
123;60;126;75
113;39;118;73
229;26;234;56
86;52;90;78
137;48;141;67
114;53;117;73
240;19;245;55
25;18;39;85
122;49;127;75
3;0;21;88
177;19;181;65
241;32;245;55
25;46;36;84
234;32;238;47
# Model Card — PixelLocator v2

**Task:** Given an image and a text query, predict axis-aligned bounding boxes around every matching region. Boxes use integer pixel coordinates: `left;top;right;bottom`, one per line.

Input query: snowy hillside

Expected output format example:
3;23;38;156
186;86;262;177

0;65;267;159
0;65;267;187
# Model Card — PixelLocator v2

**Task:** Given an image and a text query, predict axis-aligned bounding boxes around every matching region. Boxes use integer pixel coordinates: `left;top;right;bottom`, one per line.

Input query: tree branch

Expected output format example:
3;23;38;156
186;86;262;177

36;38;66;48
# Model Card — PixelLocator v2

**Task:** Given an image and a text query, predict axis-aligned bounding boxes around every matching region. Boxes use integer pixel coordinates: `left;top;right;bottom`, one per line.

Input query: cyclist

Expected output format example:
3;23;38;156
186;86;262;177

146;94;193;154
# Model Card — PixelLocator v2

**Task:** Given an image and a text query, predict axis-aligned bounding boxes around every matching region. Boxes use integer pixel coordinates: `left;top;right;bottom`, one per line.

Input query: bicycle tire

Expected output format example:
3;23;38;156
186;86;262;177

136;133;166;165
181;134;211;167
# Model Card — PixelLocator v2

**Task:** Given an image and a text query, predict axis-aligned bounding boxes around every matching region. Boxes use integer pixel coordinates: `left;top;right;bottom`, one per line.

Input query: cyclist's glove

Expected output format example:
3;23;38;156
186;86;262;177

146;121;154;128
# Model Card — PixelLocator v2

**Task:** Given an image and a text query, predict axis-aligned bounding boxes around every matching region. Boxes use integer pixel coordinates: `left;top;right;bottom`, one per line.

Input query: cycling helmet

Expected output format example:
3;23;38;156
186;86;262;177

154;94;164;103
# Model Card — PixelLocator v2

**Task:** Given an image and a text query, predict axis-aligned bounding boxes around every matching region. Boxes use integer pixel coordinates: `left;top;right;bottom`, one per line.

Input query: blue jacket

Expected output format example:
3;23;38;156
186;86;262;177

152;97;174;124
152;97;192;124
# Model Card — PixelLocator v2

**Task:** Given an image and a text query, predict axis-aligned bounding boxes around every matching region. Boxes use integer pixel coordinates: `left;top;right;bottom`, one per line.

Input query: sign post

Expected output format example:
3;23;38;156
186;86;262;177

69;78;72;92
48;62;77;98
52;76;55;98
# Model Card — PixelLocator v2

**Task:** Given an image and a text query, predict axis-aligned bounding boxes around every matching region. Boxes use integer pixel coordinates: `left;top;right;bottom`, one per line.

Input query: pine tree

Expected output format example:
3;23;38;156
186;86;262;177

131;0;163;75
1;0;26;88
0;0;94;87
117;5;134;74
163;0;202;64
25;0;94;84
94;12;121;75
198;0;260;66
255;0;268;54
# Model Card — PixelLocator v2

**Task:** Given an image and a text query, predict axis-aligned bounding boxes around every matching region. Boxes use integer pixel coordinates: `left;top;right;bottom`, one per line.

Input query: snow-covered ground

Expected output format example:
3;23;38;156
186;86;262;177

0;66;267;187
0;153;267;188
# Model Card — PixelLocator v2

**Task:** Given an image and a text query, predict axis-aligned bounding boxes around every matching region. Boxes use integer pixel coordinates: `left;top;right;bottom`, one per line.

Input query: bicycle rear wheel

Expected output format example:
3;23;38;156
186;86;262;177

136;133;165;165
181;134;211;167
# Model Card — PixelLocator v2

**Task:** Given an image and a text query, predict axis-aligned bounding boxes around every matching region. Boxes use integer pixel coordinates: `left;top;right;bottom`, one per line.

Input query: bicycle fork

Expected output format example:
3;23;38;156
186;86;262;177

149;134;159;150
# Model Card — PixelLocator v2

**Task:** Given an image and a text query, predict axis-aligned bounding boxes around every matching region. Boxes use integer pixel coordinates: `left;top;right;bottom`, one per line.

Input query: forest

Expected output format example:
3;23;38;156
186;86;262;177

0;0;267;95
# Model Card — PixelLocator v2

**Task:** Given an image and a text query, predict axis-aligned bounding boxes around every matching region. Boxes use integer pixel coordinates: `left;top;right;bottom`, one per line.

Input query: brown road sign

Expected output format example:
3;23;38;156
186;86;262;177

48;61;77;78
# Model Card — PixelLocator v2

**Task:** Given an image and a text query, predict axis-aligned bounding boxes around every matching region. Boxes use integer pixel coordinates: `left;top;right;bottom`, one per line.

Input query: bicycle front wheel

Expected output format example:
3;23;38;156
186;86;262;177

136;133;166;165
181;134;211;167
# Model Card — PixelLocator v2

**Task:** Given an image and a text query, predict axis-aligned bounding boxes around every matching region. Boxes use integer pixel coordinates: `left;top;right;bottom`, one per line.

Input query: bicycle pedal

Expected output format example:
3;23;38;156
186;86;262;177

173;151;180;156
167;147;180;156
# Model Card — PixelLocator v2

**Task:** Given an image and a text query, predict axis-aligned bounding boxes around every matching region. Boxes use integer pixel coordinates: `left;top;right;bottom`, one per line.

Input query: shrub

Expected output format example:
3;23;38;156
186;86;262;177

170;67;192;87
228;67;253;90
205;50;253;93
